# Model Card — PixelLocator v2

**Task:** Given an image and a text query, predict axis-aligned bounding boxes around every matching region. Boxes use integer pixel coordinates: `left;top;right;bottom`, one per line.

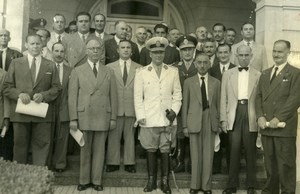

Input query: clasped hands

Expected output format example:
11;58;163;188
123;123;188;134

69;119;116;131
19;93;44;104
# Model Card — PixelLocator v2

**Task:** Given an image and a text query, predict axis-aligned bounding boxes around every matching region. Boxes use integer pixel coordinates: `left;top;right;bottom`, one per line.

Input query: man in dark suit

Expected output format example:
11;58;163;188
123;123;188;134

256;40;300;194
69;38;117;191
181;53;220;194
212;23;226;46
139;23;180;66
0;29;22;161
105;21;140;64
221;45;261;194
106;40;141;173
210;44;235;174
91;13;113;42
51;42;72;172
203;38;219;67
3;34;61;166
172;35;198;173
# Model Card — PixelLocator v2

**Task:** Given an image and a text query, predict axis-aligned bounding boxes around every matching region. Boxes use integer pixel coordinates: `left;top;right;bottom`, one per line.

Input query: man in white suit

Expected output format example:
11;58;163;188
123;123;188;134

134;37;182;194
230;22;268;72
47;14;68;50
69;38;117;191
106;40;141;173
221;45;261;194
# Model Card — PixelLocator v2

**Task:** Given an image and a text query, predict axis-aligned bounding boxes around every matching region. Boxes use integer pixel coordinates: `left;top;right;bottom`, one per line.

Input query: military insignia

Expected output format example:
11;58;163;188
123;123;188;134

178;61;183;66
40;19;45;27
156;41;161;47
183;38;189;45
163;65;168;70
148;66;152;71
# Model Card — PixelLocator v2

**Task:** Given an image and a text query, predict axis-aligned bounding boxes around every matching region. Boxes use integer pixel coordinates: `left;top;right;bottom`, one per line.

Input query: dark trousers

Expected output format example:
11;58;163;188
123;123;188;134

227;104;257;188
13;122;51;166
261;135;296;194
0;125;13;161
53;121;69;169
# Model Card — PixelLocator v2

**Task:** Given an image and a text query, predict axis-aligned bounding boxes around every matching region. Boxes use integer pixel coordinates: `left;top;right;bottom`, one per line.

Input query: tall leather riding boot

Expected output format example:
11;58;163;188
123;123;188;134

161;153;171;194
173;138;185;173
144;151;157;192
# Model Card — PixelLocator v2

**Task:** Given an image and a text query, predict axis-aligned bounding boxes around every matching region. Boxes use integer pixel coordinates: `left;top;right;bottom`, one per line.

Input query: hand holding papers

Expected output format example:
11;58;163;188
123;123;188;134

265;122;286;128
69;129;85;147
15;98;49;118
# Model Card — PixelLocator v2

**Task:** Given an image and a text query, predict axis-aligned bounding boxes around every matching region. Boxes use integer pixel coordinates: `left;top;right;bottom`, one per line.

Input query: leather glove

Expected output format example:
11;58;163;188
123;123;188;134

166;109;176;123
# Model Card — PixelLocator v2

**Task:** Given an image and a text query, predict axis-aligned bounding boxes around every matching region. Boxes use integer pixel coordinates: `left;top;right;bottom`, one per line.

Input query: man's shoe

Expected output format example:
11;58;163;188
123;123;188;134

77;184;90;191
223;188;237;194
106;165;119;172
189;188;199;194
203;190;212;194
247;188;256;194
55;168;64;173
125;165;136;173
93;184;103;191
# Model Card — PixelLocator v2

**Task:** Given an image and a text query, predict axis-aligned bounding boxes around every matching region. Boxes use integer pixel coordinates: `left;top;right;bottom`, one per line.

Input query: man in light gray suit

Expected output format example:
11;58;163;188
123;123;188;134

106;39;141;173
91;13;113;42
230;22;268;72
69;38;117;191
221;45;261;194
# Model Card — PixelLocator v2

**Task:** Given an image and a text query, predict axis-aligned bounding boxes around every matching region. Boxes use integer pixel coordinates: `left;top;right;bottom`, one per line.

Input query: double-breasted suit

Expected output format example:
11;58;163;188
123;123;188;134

220;67;261;189
105;37;140;64
181;74;220;190
68;61;117;185
255;64;300;194
3;56;61;165
106;60;141;166
231;41;268;72
53;63;72;170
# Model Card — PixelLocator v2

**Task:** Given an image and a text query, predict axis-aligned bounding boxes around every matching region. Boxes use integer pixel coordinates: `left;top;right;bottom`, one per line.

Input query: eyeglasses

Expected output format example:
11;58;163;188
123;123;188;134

87;47;101;51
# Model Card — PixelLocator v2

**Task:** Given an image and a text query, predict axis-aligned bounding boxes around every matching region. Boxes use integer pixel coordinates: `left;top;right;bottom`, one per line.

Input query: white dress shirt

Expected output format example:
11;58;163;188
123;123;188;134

27;54;42;81
219;62;230;73
114;35;121;45
238;66;249;99
197;73;209;100
95;31;104;40
56;62;63;84
119;58;131;76
87;59;99;72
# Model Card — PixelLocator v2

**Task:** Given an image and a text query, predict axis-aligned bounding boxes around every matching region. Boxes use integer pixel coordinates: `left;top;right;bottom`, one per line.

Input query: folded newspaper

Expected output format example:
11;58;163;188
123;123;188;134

15;99;49;118
69;129;85;147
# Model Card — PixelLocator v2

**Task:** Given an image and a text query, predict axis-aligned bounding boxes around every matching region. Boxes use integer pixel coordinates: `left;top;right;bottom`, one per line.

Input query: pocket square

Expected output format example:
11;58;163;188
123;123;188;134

283;78;289;82
46;72;52;75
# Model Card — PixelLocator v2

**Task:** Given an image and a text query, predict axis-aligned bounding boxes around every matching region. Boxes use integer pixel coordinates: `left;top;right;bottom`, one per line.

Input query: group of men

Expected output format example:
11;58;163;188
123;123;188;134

0;10;299;194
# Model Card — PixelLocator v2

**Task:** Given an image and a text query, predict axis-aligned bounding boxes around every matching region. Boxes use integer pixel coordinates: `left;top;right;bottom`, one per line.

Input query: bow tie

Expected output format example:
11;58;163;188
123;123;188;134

238;67;249;71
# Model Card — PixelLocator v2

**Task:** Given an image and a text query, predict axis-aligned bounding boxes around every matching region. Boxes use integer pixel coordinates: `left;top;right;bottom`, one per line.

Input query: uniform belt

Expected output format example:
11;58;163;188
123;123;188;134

238;99;248;104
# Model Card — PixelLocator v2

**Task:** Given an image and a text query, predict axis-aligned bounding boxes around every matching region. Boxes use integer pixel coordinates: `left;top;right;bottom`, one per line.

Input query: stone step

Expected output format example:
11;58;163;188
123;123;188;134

54;153;267;189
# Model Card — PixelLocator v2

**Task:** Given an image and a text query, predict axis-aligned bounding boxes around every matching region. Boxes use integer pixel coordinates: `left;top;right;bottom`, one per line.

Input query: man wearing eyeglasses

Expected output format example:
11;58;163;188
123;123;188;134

68;38;117;192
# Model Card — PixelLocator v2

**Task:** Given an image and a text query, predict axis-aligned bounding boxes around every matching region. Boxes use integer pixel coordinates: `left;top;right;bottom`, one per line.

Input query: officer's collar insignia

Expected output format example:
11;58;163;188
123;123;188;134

163;65;168;69
148;66;152;71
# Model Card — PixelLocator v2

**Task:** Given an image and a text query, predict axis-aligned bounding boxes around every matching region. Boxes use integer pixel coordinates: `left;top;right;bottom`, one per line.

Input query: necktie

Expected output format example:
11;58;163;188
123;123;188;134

222;66;225;74
247;41;250;46
58;35;61;42
82;35;86;42
201;77;208;110
123;61;128;85
270;67;278;83
31;57;36;83
57;63;62;83
93;63;97;77
0;50;3;70
238;67;249;71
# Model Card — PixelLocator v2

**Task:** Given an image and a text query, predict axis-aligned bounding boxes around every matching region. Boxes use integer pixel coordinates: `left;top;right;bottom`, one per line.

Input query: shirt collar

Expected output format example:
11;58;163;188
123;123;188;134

119;58;131;64
114;35;122;45
274;62;287;72
95;31;104;39
78;32;89;38
243;40;254;45
198;72;208;80
27;54;41;64
87;59;99;69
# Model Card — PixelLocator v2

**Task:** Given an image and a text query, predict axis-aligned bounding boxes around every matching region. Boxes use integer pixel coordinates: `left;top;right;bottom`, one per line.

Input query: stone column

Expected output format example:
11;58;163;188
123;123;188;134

0;0;29;51
253;0;300;182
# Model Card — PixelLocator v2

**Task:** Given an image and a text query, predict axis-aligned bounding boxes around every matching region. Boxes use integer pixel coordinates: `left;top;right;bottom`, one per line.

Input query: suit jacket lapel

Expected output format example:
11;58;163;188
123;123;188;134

208;76;215;106
20;57;33;86
5;48;11;70
34;58;48;88
62;64;69;88
82;63;97;90
192;76;202;104
248;68;259;97
96;64;107;88
126;62;137;87
229;68;238;99
112;61;124;86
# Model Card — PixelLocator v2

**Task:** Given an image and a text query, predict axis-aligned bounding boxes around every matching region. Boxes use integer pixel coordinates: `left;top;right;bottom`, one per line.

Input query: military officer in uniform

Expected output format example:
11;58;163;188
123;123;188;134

172;35;198;173
134;37;182;194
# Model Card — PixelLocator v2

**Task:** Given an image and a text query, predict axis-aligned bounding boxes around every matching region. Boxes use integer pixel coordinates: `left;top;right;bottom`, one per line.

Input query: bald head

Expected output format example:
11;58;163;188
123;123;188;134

0;29;11;48
236;45;252;67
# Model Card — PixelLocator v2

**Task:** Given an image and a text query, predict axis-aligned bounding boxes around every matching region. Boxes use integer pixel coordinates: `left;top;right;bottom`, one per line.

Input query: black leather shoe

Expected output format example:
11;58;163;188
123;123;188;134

93;184;103;191
77;184;90;191
189;188;199;194
106;165;119;172
125;165;136;173
203;190;212;194
55;168;64;173
247;188;256;194
223;188;237;194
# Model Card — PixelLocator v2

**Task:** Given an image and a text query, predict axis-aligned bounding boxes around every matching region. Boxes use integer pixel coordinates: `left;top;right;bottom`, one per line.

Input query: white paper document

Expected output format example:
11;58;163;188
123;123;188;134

15;99;49;118
69;129;85;147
